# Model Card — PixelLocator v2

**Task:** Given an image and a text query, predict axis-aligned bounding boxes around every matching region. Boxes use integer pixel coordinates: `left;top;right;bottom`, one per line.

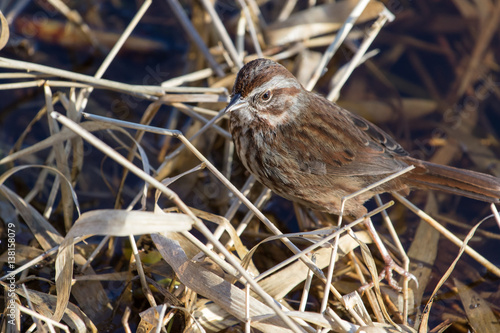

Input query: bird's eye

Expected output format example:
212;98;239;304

261;90;272;102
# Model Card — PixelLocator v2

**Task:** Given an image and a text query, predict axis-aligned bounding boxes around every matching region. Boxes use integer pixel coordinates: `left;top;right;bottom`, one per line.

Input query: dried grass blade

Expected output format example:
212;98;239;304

72;258;113;322
224;188;271;248
164;0;224;77
7;94;60;158
45;0;99;49
15;287;97;332
66;210;193;238
188;207;249;260
0;11;9;51
0;242;41;266
0;80;45;90
53;210;193;322
0;165;81;217
351;227;396;327
457;0;500;96
0;57;161;97
267;0;384;48
394;193;500;277
258;231;372;301
151;233;307;333
306;0;375;91
286;310;358;331
95;0;151;80
64;92;85;181
419;218;487;332
103;124;153;209
327;9;393;101
160;93;228;103
161;67;215;87
343;291;372;325
18;303;68;332
44;84;74;230
0;184;64;249
0;121;111;165
21;284;46;332
236;0;263;57
198;0;242;68
454;278;499;333
405;194;439;308
492;203;500;229
169;102;231;139
74;0;153;113
192;299;240;331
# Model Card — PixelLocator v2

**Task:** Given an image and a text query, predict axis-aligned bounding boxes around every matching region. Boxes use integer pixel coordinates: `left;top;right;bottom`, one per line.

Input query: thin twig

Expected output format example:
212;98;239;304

327;9;394;101
306;0;371;91
76;0;153;112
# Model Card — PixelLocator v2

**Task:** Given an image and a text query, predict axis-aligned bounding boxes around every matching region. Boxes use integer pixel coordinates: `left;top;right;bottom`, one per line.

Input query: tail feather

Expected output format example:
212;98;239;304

403;157;500;203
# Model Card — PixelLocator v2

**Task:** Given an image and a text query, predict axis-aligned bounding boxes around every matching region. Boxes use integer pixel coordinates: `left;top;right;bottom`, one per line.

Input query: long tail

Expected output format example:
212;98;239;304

402;157;500;203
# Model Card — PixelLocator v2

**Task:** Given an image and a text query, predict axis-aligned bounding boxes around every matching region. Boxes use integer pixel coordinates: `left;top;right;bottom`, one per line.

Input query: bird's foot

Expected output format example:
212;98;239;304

360;257;417;293
379;257;418;291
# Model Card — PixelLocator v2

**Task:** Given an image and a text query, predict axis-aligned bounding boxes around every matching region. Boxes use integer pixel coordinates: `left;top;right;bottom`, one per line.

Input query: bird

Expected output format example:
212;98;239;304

224;58;500;287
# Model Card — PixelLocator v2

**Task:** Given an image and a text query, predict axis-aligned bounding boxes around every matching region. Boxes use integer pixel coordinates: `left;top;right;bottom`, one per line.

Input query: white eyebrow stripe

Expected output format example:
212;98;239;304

255;75;301;94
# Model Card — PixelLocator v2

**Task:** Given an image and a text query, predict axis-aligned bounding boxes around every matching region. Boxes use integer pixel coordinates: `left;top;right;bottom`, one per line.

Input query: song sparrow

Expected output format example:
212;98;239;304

225;58;500;285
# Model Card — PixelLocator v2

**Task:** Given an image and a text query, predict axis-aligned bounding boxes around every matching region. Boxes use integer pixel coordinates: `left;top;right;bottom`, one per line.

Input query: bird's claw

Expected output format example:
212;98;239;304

360;258;418;293
380;259;418;291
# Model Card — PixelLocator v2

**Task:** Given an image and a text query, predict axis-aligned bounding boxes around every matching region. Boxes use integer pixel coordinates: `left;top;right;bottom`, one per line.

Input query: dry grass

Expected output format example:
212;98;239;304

1;0;500;332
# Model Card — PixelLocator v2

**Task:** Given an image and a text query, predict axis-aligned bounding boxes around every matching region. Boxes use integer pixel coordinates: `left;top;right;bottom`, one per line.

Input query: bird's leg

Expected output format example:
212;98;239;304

362;217;414;291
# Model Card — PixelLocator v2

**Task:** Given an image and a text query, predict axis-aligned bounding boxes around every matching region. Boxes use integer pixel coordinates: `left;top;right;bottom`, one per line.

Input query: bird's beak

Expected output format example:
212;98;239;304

224;93;246;113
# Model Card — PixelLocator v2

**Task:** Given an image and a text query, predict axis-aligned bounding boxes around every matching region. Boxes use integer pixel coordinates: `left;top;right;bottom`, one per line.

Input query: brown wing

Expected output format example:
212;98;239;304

284;95;409;177
346;110;409;157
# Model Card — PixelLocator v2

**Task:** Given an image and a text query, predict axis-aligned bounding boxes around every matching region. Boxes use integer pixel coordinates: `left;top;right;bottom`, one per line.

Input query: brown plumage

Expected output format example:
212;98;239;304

225;58;500;219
